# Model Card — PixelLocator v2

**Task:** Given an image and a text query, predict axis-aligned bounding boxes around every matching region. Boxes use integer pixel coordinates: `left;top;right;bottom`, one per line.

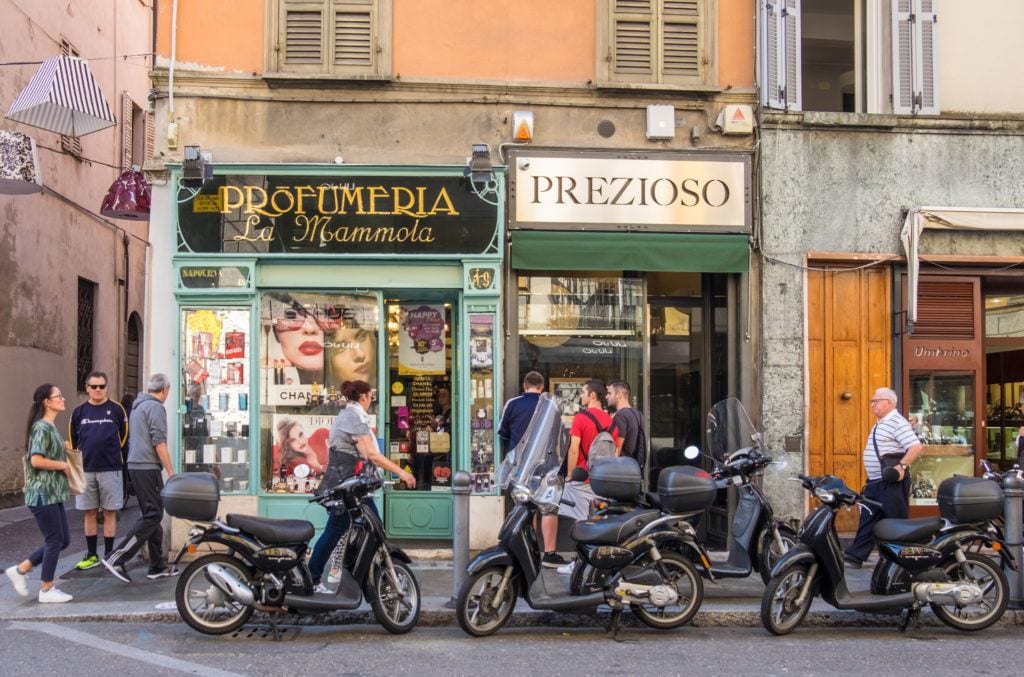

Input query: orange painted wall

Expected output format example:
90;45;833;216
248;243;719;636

718;0;754;88
156;0;263;74
393;0;595;82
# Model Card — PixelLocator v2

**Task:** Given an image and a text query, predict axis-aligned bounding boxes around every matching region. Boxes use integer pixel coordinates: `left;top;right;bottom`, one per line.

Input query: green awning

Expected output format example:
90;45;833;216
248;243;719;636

511;231;750;272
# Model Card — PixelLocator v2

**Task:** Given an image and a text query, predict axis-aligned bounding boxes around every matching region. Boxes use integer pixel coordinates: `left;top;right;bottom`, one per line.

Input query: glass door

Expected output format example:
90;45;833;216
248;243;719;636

984;294;1024;472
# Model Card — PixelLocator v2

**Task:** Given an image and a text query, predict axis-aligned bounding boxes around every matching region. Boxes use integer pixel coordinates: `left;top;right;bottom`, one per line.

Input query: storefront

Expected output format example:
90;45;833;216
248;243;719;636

169;165;505;542
506;150;753;543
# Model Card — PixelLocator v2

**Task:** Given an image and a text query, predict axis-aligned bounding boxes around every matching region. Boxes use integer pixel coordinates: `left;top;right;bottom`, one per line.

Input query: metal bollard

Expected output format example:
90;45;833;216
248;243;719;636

447;470;472;608
1002;470;1024;610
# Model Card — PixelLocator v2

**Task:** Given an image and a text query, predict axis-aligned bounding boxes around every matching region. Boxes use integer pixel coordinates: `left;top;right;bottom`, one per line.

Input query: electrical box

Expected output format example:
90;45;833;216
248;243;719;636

646;105;675;140
721;104;754;135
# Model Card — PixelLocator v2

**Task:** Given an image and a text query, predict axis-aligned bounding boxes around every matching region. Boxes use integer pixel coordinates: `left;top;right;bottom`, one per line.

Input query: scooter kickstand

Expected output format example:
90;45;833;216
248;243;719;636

898;606;921;633
605;608;637;644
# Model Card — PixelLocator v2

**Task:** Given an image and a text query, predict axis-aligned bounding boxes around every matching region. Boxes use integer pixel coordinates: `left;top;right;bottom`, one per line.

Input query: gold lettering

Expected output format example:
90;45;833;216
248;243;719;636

269;188;295;217
245;187;273;217
339;186;364;214
429;187;459;215
232;215;274;242
293;185;316;215
219;186;245;213
367;185;388;214
393;186;421;217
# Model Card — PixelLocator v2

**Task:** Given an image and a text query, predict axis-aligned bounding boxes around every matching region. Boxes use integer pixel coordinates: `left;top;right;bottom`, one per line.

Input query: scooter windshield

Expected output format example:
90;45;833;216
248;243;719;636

706;397;761;463
499;393;566;503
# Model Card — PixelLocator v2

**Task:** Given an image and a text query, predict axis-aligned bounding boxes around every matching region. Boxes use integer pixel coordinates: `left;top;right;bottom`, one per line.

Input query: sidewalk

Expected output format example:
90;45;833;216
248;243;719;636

5;546;1022;630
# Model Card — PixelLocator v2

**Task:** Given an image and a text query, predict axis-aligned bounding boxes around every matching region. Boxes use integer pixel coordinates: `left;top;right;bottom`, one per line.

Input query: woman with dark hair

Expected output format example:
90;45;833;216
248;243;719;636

307;379;416;589
5;384;73;603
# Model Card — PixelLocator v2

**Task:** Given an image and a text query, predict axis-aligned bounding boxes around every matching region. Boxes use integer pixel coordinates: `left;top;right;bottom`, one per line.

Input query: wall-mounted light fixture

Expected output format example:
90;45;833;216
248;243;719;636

465;143;493;185
100;168;151;219
182;144;212;186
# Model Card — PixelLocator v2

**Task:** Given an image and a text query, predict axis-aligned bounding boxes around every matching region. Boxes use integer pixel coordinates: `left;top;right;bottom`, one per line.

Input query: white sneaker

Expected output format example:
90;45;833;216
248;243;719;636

5;565;29;597
38;587;73;603
313;583;333;594
556;560;576;575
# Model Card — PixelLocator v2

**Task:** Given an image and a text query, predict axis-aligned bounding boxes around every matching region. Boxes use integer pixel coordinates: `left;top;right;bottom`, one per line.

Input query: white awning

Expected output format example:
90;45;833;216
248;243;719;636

900;207;1024;323
5;55;115;137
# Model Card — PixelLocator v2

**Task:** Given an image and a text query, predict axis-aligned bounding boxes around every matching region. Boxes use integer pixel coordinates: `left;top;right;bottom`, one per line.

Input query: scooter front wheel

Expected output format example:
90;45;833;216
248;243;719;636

630;552;703;629
456;566;518;637
369;559;421;634
761;565;813;635
930;552;1008;632
175;554;255;635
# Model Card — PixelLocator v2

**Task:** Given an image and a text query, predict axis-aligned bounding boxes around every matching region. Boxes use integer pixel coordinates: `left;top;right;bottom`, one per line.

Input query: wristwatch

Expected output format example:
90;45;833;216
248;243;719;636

898;463;910;471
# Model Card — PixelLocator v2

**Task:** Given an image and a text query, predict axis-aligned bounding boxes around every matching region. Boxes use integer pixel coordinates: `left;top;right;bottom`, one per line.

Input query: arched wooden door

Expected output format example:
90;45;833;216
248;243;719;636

807;265;892;532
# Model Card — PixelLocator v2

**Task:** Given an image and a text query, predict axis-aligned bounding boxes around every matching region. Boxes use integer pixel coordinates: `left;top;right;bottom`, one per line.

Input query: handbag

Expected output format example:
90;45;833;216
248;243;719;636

65;448;86;496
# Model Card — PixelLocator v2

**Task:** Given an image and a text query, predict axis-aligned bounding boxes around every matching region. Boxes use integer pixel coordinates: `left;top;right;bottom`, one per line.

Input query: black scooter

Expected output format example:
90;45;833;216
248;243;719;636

761;473;1010;635
166;472;420;636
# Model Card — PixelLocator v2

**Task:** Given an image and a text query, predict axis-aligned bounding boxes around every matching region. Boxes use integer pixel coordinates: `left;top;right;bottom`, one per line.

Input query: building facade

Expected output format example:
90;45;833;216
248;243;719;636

0;0;152;506
147;0;759;546
757;0;1024;528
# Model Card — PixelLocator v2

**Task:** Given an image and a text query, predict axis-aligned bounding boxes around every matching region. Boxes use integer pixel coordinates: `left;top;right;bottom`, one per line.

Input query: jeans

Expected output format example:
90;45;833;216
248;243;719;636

28;502;71;583
846;476;911;563
307;498;379;585
109;469;166;569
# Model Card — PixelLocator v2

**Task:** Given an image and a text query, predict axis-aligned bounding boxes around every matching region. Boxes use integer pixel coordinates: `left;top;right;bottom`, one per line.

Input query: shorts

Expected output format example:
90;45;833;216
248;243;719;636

557;481;596;521
75;470;124;511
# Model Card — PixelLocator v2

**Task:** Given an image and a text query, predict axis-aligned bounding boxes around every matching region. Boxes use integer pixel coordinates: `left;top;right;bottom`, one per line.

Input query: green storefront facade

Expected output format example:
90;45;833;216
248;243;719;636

169;164;505;541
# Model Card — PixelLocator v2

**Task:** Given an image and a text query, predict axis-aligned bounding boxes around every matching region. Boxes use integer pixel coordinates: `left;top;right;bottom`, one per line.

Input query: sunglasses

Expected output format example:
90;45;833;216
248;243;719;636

273;301;343;333
87;383;107;390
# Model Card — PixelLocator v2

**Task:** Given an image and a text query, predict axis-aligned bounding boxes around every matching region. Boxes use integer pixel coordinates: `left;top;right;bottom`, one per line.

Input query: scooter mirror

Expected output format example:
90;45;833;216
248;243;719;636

683;445;701;460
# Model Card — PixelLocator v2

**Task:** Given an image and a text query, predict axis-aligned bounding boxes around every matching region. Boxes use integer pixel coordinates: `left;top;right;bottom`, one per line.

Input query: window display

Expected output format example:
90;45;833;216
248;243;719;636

470;313;496;493
259;292;379;493
907;371;975;506
180;308;251;494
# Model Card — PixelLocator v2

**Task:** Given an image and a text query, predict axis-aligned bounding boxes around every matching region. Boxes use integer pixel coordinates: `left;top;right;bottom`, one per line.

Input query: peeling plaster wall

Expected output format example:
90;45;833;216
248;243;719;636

759;122;1024;520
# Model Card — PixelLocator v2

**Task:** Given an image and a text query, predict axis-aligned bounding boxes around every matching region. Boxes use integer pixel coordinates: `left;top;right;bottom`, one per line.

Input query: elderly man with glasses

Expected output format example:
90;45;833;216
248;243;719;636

69;371;129;570
843;387;924;569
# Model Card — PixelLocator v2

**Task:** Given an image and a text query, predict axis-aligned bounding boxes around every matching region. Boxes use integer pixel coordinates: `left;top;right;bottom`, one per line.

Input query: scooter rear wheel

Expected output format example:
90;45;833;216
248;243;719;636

175;554;255;635
930;552;1008;632
758;525;799;585
761;565;813;635
630;552;703;629
456;566;518;637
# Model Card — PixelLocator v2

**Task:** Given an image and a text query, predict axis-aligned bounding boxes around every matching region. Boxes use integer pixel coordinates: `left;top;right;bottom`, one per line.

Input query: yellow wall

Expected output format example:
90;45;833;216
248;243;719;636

939;0;1024;113
156;0;263;74
718;0;754;89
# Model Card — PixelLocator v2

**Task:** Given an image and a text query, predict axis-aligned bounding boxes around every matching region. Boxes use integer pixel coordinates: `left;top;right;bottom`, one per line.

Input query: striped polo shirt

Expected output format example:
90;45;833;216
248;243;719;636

862;409;920;481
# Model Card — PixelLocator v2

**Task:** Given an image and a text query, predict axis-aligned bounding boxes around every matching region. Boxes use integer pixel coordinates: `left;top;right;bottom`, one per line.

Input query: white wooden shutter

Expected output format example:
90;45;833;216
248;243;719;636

914;0;939;115
661;0;700;80
761;0;783;109
892;0;914;113
612;0;654;80
782;0;801;111
332;0;375;73
121;92;134;171
280;0;327;72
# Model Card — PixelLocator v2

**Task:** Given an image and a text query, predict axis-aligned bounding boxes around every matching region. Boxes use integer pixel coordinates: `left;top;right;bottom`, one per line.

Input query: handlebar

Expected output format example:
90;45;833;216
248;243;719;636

307;474;383;504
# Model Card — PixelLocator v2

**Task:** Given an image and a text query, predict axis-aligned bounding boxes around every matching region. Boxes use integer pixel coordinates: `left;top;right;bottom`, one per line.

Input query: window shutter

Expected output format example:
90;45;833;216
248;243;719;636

59;38;82;158
144;111;155;161
121;92;134;171
612;0;654;78
891;0;914;113
782;0;801;111
661;0;700;80
332;1;375;72
761;0;783;109
914;0;939;115
281;0;327;72
912;279;975;340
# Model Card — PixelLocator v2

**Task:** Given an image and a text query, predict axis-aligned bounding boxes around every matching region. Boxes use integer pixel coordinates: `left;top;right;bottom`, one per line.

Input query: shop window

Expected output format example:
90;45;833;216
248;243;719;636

268;0;392;78
76;278;96;390
598;0;712;87
761;0;938;114
517;273;643;422
181;308;251;494
906;371;975;506
259;291;379;494
984;294;1024;472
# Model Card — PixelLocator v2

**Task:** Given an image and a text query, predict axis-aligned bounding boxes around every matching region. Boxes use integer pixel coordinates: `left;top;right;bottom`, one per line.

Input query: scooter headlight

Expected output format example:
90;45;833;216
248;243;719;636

510;483;531;504
813;487;834;503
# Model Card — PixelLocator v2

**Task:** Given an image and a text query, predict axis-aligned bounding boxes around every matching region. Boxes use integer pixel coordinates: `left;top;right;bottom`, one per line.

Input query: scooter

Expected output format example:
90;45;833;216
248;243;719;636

455;393;717;638
761;473;1010;635
165;470;420;636
695;398;798;584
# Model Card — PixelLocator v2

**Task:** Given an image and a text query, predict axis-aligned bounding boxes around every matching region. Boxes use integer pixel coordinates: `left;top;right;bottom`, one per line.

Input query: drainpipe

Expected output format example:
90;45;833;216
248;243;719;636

167;0;178;147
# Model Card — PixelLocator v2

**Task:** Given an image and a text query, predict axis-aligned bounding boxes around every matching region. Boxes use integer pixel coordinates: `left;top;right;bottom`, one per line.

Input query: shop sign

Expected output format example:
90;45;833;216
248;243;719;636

511;153;751;232
179;265;250;289
398;304;447;375
177;175;500;256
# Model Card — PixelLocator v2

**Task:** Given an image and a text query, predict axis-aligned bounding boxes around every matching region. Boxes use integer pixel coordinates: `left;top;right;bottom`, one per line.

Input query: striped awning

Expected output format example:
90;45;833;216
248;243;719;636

5;55;115;137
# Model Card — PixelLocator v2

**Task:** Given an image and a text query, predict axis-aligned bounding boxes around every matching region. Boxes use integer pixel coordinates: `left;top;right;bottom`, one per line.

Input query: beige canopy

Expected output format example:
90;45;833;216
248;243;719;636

900;207;1024;323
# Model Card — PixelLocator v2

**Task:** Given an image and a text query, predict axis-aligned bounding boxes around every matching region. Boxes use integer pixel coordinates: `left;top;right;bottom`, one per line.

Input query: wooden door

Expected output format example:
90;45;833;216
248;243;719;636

807;266;891;532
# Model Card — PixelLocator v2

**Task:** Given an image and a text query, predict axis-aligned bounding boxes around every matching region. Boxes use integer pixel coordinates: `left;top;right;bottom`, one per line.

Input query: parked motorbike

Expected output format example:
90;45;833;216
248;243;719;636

455;392;717;638
685;397;798;584
163;471;420;636
761;473;1010;635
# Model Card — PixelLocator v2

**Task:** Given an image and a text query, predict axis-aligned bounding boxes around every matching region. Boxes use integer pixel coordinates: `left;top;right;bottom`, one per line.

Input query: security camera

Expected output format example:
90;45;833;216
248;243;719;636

517;158;530;170
333;156;344;165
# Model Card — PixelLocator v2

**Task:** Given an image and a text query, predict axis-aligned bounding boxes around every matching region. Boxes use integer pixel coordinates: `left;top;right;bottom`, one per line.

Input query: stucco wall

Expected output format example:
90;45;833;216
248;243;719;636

759;121;1024;519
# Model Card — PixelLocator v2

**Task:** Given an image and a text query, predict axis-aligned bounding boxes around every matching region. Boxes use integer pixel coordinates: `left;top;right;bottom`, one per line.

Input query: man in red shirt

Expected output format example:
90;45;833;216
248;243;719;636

541;379;617;568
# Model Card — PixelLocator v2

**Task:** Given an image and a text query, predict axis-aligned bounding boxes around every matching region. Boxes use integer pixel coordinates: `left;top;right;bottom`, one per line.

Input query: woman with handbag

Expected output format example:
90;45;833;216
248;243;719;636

5;383;74;603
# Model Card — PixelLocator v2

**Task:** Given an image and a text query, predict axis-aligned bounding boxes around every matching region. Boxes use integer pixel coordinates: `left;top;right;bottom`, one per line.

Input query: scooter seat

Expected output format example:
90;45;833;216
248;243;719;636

571;509;661;545
226;514;315;545
873;516;942;543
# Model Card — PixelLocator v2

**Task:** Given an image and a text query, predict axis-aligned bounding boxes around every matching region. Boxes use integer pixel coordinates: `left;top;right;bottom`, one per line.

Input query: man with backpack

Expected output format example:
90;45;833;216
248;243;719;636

607;380;647;472
540;379;617;568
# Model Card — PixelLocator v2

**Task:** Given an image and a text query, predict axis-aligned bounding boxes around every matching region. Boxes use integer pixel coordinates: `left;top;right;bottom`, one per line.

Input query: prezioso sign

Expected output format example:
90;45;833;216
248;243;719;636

511;153;751;232
177;175;500;255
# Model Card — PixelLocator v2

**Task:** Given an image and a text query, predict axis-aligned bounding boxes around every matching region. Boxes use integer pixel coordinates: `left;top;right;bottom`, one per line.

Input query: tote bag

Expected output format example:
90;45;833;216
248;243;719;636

65;448;86;496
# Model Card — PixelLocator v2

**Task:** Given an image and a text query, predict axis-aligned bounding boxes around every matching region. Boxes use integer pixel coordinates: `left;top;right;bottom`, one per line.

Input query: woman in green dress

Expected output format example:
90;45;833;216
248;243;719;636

4;383;74;603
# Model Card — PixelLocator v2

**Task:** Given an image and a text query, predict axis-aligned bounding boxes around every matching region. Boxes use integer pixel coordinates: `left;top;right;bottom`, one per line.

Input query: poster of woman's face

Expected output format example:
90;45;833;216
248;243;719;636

262;292;378;389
